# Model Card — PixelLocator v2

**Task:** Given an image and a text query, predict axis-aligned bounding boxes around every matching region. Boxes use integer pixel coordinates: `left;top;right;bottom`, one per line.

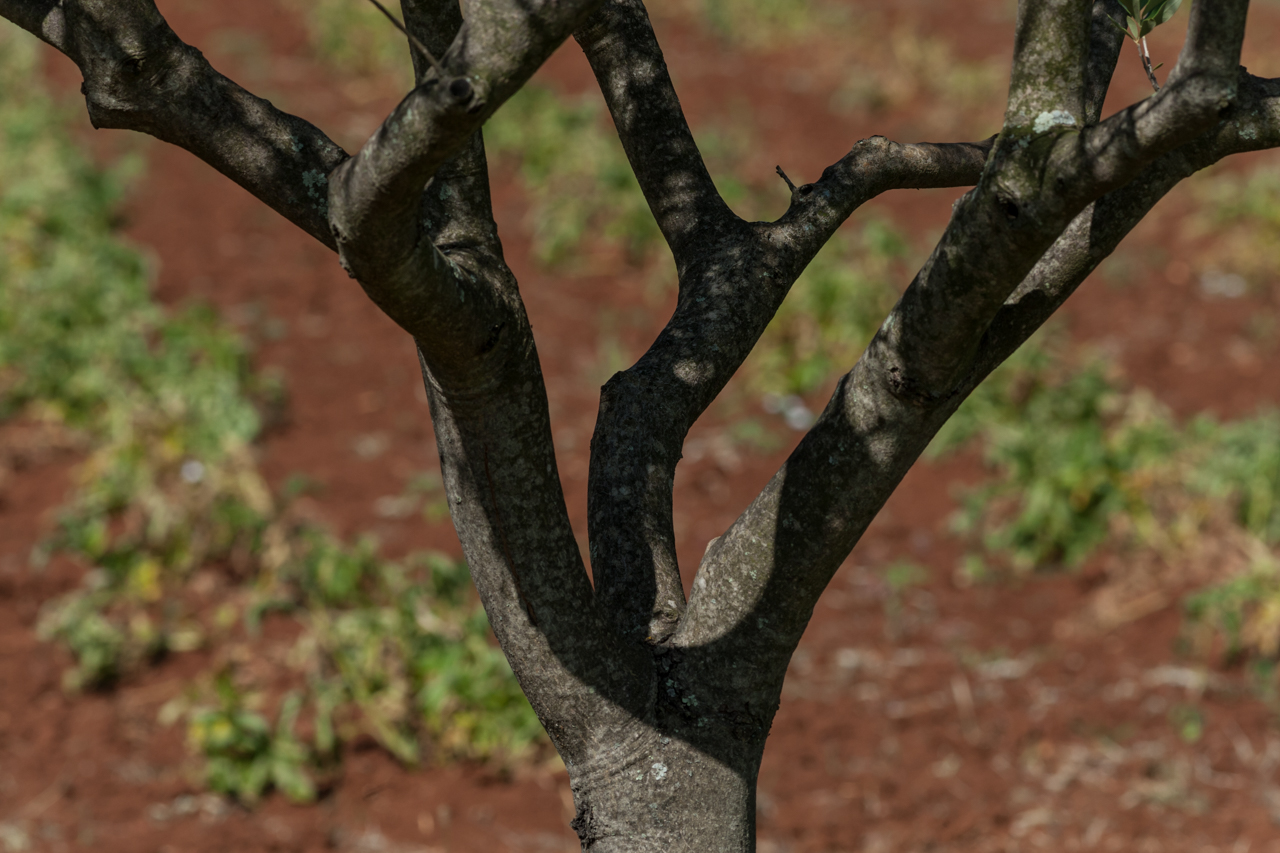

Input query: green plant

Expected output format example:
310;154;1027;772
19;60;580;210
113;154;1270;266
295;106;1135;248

1110;0;1184;90
944;341;1280;659
1186;411;1280;545
1167;702;1204;743
294;545;547;766
36;588;127;689
947;358;1178;572
1;28;271;684
1184;555;1280;661
411;603;547;762
746;222;905;397
187;675;316;804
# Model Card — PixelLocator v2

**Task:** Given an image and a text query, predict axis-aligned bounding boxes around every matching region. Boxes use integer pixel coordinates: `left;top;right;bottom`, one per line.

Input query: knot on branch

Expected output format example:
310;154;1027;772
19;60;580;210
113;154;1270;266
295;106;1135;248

77;32;191;130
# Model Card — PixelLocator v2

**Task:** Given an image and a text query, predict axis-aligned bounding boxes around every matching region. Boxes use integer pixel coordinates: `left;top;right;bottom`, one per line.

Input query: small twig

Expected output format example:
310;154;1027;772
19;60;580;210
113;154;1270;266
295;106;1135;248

775;165;798;194
1139;36;1161;92
364;0;446;79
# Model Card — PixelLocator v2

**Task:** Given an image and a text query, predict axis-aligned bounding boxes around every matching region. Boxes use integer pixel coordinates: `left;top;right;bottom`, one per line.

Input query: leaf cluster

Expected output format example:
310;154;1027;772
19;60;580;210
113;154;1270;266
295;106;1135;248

1111;0;1183;43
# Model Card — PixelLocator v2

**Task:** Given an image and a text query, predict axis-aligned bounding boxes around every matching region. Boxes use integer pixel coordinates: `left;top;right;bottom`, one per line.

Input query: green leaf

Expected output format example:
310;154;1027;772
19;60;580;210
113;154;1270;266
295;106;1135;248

1152;0;1183;26
271;761;316;803
1116;0;1140;17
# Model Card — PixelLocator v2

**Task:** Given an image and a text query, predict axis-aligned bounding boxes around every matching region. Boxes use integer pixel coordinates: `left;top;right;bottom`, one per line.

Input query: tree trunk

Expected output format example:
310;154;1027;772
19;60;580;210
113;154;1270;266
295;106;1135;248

567;716;761;852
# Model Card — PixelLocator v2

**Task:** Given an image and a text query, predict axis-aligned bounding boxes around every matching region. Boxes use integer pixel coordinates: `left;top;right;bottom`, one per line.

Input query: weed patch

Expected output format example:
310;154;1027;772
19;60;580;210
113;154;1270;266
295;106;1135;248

939;336;1280;664
1;28;544;802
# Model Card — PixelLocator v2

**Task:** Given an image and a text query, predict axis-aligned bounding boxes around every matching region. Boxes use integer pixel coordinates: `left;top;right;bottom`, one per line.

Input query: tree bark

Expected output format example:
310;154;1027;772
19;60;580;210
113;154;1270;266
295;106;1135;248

3;0;1279;849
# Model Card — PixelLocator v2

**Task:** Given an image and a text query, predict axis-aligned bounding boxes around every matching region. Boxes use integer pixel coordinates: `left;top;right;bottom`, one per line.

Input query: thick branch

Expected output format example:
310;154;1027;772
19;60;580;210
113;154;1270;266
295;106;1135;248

1083;0;1125;124
403;0;505;262
587;137;990;646
327;0;664;766
1061;0;1248;197
420;341;653;764
826;0;1239;415
1005;0;1093;129
575;0;733;273
327;0;608;355
976;70;1280;395
321;0;667;767
326;78;491;347
675;69;1280;701
1168;0;1250;90
767;137;995;258
0;0;66;50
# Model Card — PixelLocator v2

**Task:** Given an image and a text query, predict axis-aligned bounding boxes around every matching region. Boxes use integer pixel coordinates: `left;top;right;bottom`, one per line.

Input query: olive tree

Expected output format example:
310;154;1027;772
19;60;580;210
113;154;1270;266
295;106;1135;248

2;0;1275;849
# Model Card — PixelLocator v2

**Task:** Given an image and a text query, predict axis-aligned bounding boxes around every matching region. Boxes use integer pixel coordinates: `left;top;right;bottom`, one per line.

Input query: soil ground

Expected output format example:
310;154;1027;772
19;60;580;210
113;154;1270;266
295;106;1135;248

5;1;1280;851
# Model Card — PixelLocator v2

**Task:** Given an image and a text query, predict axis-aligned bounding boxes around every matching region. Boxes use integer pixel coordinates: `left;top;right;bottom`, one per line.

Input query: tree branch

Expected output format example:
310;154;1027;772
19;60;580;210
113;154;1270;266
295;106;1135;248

585;136;990;646
402;0;505;265
1062;0;1246;195
0;0;353;249
975;70;1280;404
674;68;1280;705
1083;0;1126;124
0;0;66;51
327;0;609;350
1003;0;1095;129
766;136;995;259
325;0;688;769
1005;0;1094;130
326;76;491;341
420;339;654;764
574;0;734;273
802;0;1238;417
1168;0;1251;91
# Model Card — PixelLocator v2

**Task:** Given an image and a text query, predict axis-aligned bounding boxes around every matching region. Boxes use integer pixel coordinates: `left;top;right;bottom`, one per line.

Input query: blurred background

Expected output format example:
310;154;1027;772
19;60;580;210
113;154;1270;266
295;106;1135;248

4;0;1280;850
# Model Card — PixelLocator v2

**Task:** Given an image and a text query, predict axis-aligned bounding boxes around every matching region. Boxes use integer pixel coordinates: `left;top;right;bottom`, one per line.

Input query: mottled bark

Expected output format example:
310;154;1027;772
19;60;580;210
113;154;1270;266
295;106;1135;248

2;0;1276;849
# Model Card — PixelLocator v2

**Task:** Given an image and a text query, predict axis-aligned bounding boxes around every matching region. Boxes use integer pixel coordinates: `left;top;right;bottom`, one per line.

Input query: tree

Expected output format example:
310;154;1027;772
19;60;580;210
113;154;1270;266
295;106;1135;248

0;0;1274;849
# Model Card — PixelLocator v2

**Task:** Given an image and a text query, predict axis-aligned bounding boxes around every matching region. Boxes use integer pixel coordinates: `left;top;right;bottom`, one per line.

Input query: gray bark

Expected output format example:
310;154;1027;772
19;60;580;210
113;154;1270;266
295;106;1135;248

2;0;1276;849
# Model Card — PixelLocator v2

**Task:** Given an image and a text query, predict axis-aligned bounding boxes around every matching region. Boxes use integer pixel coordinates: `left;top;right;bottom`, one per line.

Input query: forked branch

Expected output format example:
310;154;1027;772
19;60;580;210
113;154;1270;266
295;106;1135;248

674;0;1255;704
